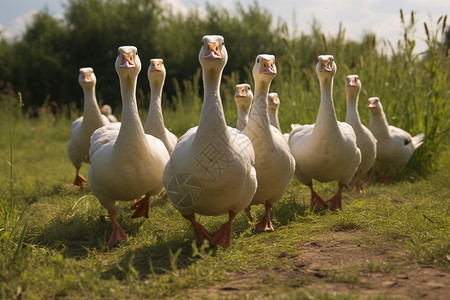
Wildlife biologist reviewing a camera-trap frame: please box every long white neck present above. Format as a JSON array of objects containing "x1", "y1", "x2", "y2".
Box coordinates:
[
  {"x1": 116, "y1": 74, "x2": 147, "y2": 147},
  {"x1": 195, "y1": 66, "x2": 228, "y2": 143},
  {"x1": 313, "y1": 76, "x2": 339, "y2": 137},
  {"x1": 144, "y1": 77, "x2": 167, "y2": 143},
  {"x1": 246, "y1": 79, "x2": 273, "y2": 140},
  {"x1": 269, "y1": 107, "x2": 281, "y2": 131},
  {"x1": 345, "y1": 89, "x2": 362, "y2": 130},
  {"x1": 369, "y1": 109, "x2": 391, "y2": 139},
  {"x1": 236, "y1": 103, "x2": 250, "y2": 131},
  {"x1": 82, "y1": 85, "x2": 105, "y2": 127}
]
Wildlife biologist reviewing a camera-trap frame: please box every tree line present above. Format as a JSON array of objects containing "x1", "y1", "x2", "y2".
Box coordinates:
[{"x1": 0, "y1": 0, "x2": 448, "y2": 114}]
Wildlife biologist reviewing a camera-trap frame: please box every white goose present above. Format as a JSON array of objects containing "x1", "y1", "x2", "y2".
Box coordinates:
[
  {"x1": 345, "y1": 75, "x2": 377, "y2": 193},
  {"x1": 242, "y1": 54, "x2": 295, "y2": 231},
  {"x1": 163, "y1": 35, "x2": 257, "y2": 248},
  {"x1": 234, "y1": 83, "x2": 253, "y2": 131},
  {"x1": 88, "y1": 46, "x2": 170, "y2": 244},
  {"x1": 367, "y1": 97, "x2": 424, "y2": 182},
  {"x1": 144, "y1": 58, "x2": 178, "y2": 155},
  {"x1": 289, "y1": 55, "x2": 361, "y2": 211},
  {"x1": 101, "y1": 105, "x2": 119, "y2": 123},
  {"x1": 67, "y1": 67, "x2": 110, "y2": 187}
]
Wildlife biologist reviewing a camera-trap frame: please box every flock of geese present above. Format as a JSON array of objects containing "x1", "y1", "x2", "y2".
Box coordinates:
[{"x1": 67, "y1": 35, "x2": 425, "y2": 248}]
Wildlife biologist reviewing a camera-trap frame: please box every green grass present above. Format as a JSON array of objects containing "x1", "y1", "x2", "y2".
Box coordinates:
[{"x1": 0, "y1": 98, "x2": 449, "y2": 298}]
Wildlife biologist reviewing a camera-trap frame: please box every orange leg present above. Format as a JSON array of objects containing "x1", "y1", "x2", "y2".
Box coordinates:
[
  {"x1": 349, "y1": 169, "x2": 365, "y2": 193},
  {"x1": 183, "y1": 213, "x2": 211, "y2": 246},
  {"x1": 211, "y1": 211, "x2": 237, "y2": 248},
  {"x1": 130, "y1": 194, "x2": 150, "y2": 218},
  {"x1": 255, "y1": 202, "x2": 274, "y2": 232},
  {"x1": 108, "y1": 208, "x2": 127, "y2": 244},
  {"x1": 327, "y1": 183, "x2": 345, "y2": 211},
  {"x1": 308, "y1": 182, "x2": 327, "y2": 210},
  {"x1": 73, "y1": 168, "x2": 87, "y2": 187},
  {"x1": 244, "y1": 206, "x2": 253, "y2": 220}
]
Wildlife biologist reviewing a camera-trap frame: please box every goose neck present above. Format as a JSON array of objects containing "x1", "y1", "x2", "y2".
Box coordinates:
[
  {"x1": 247, "y1": 79, "x2": 271, "y2": 132},
  {"x1": 345, "y1": 94, "x2": 362, "y2": 128},
  {"x1": 144, "y1": 80, "x2": 165, "y2": 136},
  {"x1": 196, "y1": 67, "x2": 228, "y2": 141},
  {"x1": 82, "y1": 86, "x2": 103, "y2": 120},
  {"x1": 315, "y1": 77, "x2": 339, "y2": 132}
]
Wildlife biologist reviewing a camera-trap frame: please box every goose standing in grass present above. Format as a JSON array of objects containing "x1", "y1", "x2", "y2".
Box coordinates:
[
  {"x1": 88, "y1": 46, "x2": 170, "y2": 244},
  {"x1": 242, "y1": 54, "x2": 295, "y2": 231},
  {"x1": 344, "y1": 75, "x2": 377, "y2": 193},
  {"x1": 234, "y1": 83, "x2": 253, "y2": 131},
  {"x1": 67, "y1": 67, "x2": 110, "y2": 187},
  {"x1": 163, "y1": 35, "x2": 257, "y2": 248},
  {"x1": 289, "y1": 55, "x2": 361, "y2": 211},
  {"x1": 144, "y1": 58, "x2": 178, "y2": 155},
  {"x1": 367, "y1": 97, "x2": 425, "y2": 183},
  {"x1": 101, "y1": 105, "x2": 118, "y2": 123}
]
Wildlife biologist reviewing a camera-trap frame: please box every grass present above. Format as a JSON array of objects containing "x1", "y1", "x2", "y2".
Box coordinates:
[{"x1": 0, "y1": 100, "x2": 448, "y2": 298}]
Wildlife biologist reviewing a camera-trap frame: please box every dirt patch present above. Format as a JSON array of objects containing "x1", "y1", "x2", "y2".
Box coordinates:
[{"x1": 188, "y1": 231, "x2": 449, "y2": 299}]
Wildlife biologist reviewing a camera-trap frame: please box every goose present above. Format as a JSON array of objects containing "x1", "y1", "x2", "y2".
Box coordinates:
[
  {"x1": 88, "y1": 46, "x2": 170, "y2": 244},
  {"x1": 289, "y1": 55, "x2": 361, "y2": 211},
  {"x1": 242, "y1": 54, "x2": 295, "y2": 231},
  {"x1": 344, "y1": 75, "x2": 377, "y2": 193},
  {"x1": 144, "y1": 58, "x2": 178, "y2": 155},
  {"x1": 234, "y1": 83, "x2": 253, "y2": 131},
  {"x1": 101, "y1": 105, "x2": 119, "y2": 122},
  {"x1": 268, "y1": 92, "x2": 290, "y2": 143},
  {"x1": 163, "y1": 35, "x2": 257, "y2": 248},
  {"x1": 67, "y1": 67, "x2": 110, "y2": 187},
  {"x1": 367, "y1": 97, "x2": 424, "y2": 182}
]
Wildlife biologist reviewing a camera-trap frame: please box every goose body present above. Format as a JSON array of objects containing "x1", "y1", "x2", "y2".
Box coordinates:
[
  {"x1": 345, "y1": 75, "x2": 377, "y2": 193},
  {"x1": 289, "y1": 55, "x2": 361, "y2": 210},
  {"x1": 242, "y1": 55, "x2": 295, "y2": 231},
  {"x1": 368, "y1": 97, "x2": 424, "y2": 175},
  {"x1": 234, "y1": 83, "x2": 253, "y2": 131},
  {"x1": 163, "y1": 35, "x2": 257, "y2": 248},
  {"x1": 144, "y1": 58, "x2": 178, "y2": 155},
  {"x1": 88, "y1": 46, "x2": 170, "y2": 244},
  {"x1": 67, "y1": 67, "x2": 110, "y2": 187},
  {"x1": 101, "y1": 105, "x2": 119, "y2": 122}
]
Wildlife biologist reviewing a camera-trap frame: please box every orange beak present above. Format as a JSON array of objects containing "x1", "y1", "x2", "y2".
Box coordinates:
[
  {"x1": 150, "y1": 61, "x2": 162, "y2": 72},
  {"x1": 81, "y1": 72, "x2": 92, "y2": 82},
  {"x1": 368, "y1": 100, "x2": 377, "y2": 108},
  {"x1": 347, "y1": 78, "x2": 357, "y2": 87},
  {"x1": 120, "y1": 52, "x2": 136, "y2": 69},
  {"x1": 204, "y1": 42, "x2": 222, "y2": 60},
  {"x1": 260, "y1": 59, "x2": 276, "y2": 75},
  {"x1": 235, "y1": 87, "x2": 247, "y2": 98},
  {"x1": 319, "y1": 59, "x2": 332, "y2": 72}
]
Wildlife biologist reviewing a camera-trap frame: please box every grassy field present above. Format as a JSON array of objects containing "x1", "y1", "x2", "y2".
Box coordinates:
[{"x1": 0, "y1": 86, "x2": 449, "y2": 299}]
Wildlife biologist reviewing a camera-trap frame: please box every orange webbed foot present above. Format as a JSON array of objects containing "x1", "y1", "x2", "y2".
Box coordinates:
[
  {"x1": 255, "y1": 203, "x2": 274, "y2": 232},
  {"x1": 211, "y1": 211, "x2": 237, "y2": 248},
  {"x1": 130, "y1": 194, "x2": 150, "y2": 218},
  {"x1": 73, "y1": 173, "x2": 87, "y2": 187}
]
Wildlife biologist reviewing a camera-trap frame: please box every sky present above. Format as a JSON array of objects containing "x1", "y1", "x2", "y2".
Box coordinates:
[{"x1": 0, "y1": 0, "x2": 449, "y2": 53}]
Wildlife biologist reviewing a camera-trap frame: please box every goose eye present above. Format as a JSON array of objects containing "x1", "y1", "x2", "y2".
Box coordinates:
[{"x1": 257, "y1": 58, "x2": 260, "y2": 63}]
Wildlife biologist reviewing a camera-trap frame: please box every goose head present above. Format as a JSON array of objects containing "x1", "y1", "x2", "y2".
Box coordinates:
[
  {"x1": 368, "y1": 97, "x2": 383, "y2": 116},
  {"x1": 147, "y1": 58, "x2": 166, "y2": 88},
  {"x1": 78, "y1": 67, "x2": 96, "y2": 88},
  {"x1": 268, "y1": 92, "x2": 280, "y2": 112},
  {"x1": 115, "y1": 46, "x2": 141, "y2": 79},
  {"x1": 234, "y1": 83, "x2": 253, "y2": 109},
  {"x1": 315, "y1": 55, "x2": 336, "y2": 82},
  {"x1": 345, "y1": 74, "x2": 361, "y2": 100},
  {"x1": 101, "y1": 104, "x2": 112, "y2": 115},
  {"x1": 199, "y1": 35, "x2": 228, "y2": 71},
  {"x1": 253, "y1": 54, "x2": 277, "y2": 83}
]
